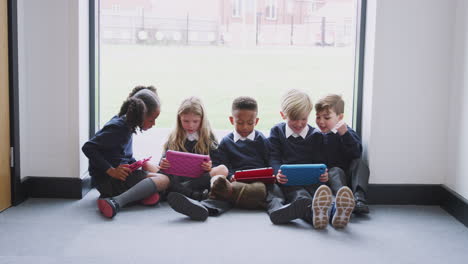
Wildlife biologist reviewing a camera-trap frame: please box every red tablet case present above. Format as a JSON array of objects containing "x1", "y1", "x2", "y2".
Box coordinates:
[
  {"x1": 233, "y1": 167, "x2": 275, "y2": 184},
  {"x1": 162, "y1": 150, "x2": 210, "y2": 178}
]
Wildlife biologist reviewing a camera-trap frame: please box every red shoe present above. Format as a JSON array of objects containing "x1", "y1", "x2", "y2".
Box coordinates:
[
  {"x1": 97, "y1": 198, "x2": 120, "y2": 218},
  {"x1": 140, "y1": 192, "x2": 160, "y2": 206}
]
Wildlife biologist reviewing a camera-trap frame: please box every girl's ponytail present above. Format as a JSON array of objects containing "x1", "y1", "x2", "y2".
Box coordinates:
[{"x1": 119, "y1": 85, "x2": 160, "y2": 133}]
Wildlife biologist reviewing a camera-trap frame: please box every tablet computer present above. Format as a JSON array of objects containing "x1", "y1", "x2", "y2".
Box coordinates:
[
  {"x1": 128, "y1": 156, "x2": 152, "y2": 172},
  {"x1": 233, "y1": 167, "x2": 275, "y2": 184},
  {"x1": 162, "y1": 150, "x2": 210, "y2": 178},
  {"x1": 280, "y1": 164, "x2": 327, "y2": 186}
]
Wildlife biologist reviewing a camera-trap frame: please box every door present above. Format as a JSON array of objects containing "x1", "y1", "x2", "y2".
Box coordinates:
[{"x1": 0, "y1": 0, "x2": 11, "y2": 211}]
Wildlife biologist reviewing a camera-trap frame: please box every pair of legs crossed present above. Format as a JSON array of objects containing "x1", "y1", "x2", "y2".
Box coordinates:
[{"x1": 328, "y1": 159, "x2": 370, "y2": 214}]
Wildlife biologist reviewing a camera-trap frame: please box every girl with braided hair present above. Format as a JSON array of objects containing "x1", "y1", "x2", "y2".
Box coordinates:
[{"x1": 82, "y1": 85, "x2": 170, "y2": 219}]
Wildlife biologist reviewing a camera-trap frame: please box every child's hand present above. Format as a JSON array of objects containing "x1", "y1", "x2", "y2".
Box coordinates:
[
  {"x1": 201, "y1": 160, "x2": 212, "y2": 172},
  {"x1": 159, "y1": 158, "x2": 170, "y2": 170},
  {"x1": 276, "y1": 170, "x2": 288, "y2": 184},
  {"x1": 143, "y1": 161, "x2": 160, "y2": 173},
  {"x1": 107, "y1": 165, "x2": 131, "y2": 181},
  {"x1": 335, "y1": 121, "x2": 348, "y2": 136},
  {"x1": 319, "y1": 169, "x2": 329, "y2": 183}
]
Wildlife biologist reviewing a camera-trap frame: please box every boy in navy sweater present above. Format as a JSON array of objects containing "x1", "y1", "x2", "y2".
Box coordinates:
[
  {"x1": 167, "y1": 96, "x2": 284, "y2": 220},
  {"x1": 315, "y1": 94, "x2": 370, "y2": 214},
  {"x1": 269, "y1": 89, "x2": 355, "y2": 229}
]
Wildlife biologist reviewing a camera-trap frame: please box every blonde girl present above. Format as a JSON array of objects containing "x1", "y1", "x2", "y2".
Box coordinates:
[{"x1": 160, "y1": 97, "x2": 228, "y2": 200}]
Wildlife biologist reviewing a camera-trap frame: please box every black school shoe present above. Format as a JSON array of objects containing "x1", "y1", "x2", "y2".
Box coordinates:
[
  {"x1": 167, "y1": 192, "x2": 209, "y2": 221},
  {"x1": 97, "y1": 198, "x2": 120, "y2": 219},
  {"x1": 190, "y1": 189, "x2": 209, "y2": 201},
  {"x1": 354, "y1": 200, "x2": 370, "y2": 214},
  {"x1": 269, "y1": 198, "x2": 312, "y2": 225},
  {"x1": 353, "y1": 190, "x2": 370, "y2": 214}
]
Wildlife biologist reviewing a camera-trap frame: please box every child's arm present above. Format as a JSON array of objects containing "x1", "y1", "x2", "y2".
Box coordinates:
[
  {"x1": 260, "y1": 134, "x2": 272, "y2": 168},
  {"x1": 81, "y1": 124, "x2": 128, "y2": 175},
  {"x1": 201, "y1": 160, "x2": 212, "y2": 172},
  {"x1": 338, "y1": 126, "x2": 362, "y2": 160},
  {"x1": 106, "y1": 165, "x2": 132, "y2": 181},
  {"x1": 158, "y1": 148, "x2": 171, "y2": 170},
  {"x1": 159, "y1": 158, "x2": 171, "y2": 170},
  {"x1": 213, "y1": 140, "x2": 234, "y2": 178},
  {"x1": 268, "y1": 126, "x2": 283, "y2": 175},
  {"x1": 319, "y1": 169, "x2": 329, "y2": 183},
  {"x1": 276, "y1": 169, "x2": 288, "y2": 184}
]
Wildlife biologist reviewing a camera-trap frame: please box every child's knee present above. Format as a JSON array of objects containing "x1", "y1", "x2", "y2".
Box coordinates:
[
  {"x1": 210, "y1": 165, "x2": 228, "y2": 177},
  {"x1": 150, "y1": 174, "x2": 170, "y2": 190}
]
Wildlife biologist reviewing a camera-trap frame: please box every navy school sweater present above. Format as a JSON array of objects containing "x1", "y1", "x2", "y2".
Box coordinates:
[
  {"x1": 320, "y1": 126, "x2": 362, "y2": 171},
  {"x1": 268, "y1": 122, "x2": 323, "y2": 174},
  {"x1": 216, "y1": 130, "x2": 271, "y2": 179},
  {"x1": 82, "y1": 115, "x2": 136, "y2": 181}
]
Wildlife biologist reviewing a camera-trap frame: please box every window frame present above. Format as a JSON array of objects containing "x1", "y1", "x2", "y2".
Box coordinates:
[
  {"x1": 232, "y1": 0, "x2": 242, "y2": 18},
  {"x1": 265, "y1": 0, "x2": 278, "y2": 20}
]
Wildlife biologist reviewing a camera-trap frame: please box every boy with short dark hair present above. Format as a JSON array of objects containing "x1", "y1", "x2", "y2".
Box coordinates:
[
  {"x1": 315, "y1": 94, "x2": 370, "y2": 214},
  {"x1": 269, "y1": 89, "x2": 355, "y2": 229}
]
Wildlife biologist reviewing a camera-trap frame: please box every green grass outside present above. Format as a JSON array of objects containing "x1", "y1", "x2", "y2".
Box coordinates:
[{"x1": 100, "y1": 45, "x2": 356, "y2": 131}]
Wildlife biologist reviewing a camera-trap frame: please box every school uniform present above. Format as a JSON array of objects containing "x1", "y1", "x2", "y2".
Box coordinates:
[
  {"x1": 82, "y1": 115, "x2": 147, "y2": 198},
  {"x1": 202, "y1": 130, "x2": 282, "y2": 216},
  {"x1": 268, "y1": 122, "x2": 324, "y2": 221},
  {"x1": 161, "y1": 133, "x2": 219, "y2": 198},
  {"x1": 320, "y1": 127, "x2": 369, "y2": 199}
]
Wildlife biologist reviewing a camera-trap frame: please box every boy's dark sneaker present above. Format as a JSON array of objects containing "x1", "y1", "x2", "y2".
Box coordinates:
[
  {"x1": 97, "y1": 198, "x2": 120, "y2": 219},
  {"x1": 269, "y1": 198, "x2": 311, "y2": 225},
  {"x1": 167, "y1": 192, "x2": 209, "y2": 221},
  {"x1": 354, "y1": 200, "x2": 369, "y2": 214},
  {"x1": 331, "y1": 186, "x2": 355, "y2": 228},
  {"x1": 140, "y1": 192, "x2": 160, "y2": 206},
  {"x1": 312, "y1": 185, "x2": 333, "y2": 229}
]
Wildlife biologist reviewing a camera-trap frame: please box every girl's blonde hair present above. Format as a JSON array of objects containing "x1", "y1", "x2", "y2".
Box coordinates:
[{"x1": 164, "y1": 97, "x2": 218, "y2": 155}]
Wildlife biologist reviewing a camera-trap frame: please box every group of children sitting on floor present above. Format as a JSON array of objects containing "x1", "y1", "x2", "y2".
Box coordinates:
[{"x1": 82, "y1": 86, "x2": 370, "y2": 229}]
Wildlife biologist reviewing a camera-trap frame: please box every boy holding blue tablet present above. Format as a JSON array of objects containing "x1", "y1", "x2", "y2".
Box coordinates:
[
  {"x1": 315, "y1": 94, "x2": 370, "y2": 214},
  {"x1": 269, "y1": 89, "x2": 355, "y2": 229}
]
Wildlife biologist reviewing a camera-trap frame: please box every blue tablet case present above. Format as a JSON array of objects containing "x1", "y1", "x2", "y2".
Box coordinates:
[{"x1": 280, "y1": 164, "x2": 327, "y2": 186}]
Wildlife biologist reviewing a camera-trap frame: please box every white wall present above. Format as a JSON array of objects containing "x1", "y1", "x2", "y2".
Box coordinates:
[
  {"x1": 17, "y1": 0, "x2": 89, "y2": 179},
  {"x1": 362, "y1": 0, "x2": 454, "y2": 184},
  {"x1": 447, "y1": 0, "x2": 468, "y2": 199}
]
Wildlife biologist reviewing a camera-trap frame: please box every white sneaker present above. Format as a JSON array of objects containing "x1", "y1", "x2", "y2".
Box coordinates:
[
  {"x1": 331, "y1": 186, "x2": 355, "y2": 228},
  {"x1": 312, "y1": 185, "x2": 333, "y2": 229}
]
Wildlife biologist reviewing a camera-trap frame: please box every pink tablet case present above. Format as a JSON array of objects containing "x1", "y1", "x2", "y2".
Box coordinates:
[
  {"x1": 162, "y1": 150, "x2": 210, "y2": 178},
  {"x1": 128, "y1": 156, "x2": 152, "y2": 172}
]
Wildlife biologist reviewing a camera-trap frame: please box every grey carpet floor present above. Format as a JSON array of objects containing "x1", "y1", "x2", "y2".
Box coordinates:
[{"x1": 1, "y1": 189, "x2": 467, "y2": 264}]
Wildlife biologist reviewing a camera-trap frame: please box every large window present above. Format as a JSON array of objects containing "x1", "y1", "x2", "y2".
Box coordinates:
[{"x1": 97, "y1": 0, "x2": 364, "y2": 158}]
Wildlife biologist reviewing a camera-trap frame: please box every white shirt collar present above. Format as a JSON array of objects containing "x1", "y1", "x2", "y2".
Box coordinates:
[
  {"x1": 285, "y1": 124, "x2": 309, "y2": 139},
  {"x1": 233, "y1": 130, "x2": 256, "y2": 142},
  {"x1": 186, "y1": 132, "x2": 199, "y2": 141}
]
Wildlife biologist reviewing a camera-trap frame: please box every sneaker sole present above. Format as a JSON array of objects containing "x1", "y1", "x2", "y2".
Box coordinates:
[
  {"x1": 167, "y1": 192, "x2": 208, "y2": 221},
  {"x1": 97, "y1": 199, "x2": 115, "y2": 218},
  {"x1": 141, "y1": 192, "x2": 160, "y2": 206},
  {"x1": 312, "y1": 185, "x2": 333, "y2": 229},
  {"x1": 332, "y1": 187, "x2": 355, "y2": 228},
  {"x1": 270, "y1": 198, "x2": 311, "y2": 224}
]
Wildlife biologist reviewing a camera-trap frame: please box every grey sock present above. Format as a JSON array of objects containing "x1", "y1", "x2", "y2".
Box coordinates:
[{"x1": 114, "y1": 178, "x2": 157, "y2": 207}]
